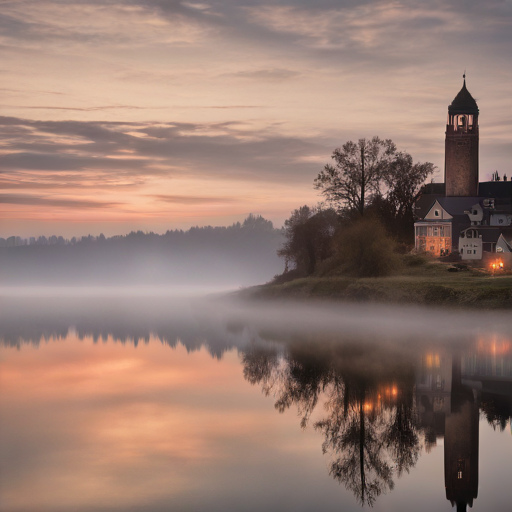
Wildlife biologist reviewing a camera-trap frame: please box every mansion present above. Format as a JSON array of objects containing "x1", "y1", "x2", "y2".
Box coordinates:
[{"x1": 414, "y1": 78, "x2": 512, "y2": 261}]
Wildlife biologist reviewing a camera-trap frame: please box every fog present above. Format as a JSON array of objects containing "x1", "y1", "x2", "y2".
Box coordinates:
[
  {"x1": 0, "y1": 215, "x2": 284, "y2": 287},
  {"x1": 2, "y1": 292, "x2": 512, "y2": 353}
]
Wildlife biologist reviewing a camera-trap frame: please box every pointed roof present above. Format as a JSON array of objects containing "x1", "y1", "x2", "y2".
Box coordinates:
[{"x1": 449, "y1": 77, "x2": 479, "y2": 114}]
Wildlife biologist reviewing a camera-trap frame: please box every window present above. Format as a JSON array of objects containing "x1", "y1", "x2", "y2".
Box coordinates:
[
  {"x1": 434, "y1": 210, "x2": 440, "y2": 217},
  {"x1": 473, "y1": 210, "x2": 478, "y2": 215},
  {"x1": 457, "y1": 459, "x2": 465, "y2": 480}
]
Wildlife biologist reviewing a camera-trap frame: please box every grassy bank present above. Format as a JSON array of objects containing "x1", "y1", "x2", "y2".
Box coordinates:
[{"x1": 241, "y1": 262, "x2": 512, "y2": 309}]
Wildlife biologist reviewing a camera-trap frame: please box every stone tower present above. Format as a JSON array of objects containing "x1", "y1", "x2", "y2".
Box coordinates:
[{"x1": 445, "y1": 77, "x2": 479, "y2": 197}]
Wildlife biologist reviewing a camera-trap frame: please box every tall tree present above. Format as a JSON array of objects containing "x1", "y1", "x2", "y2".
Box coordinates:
[
  {"x1": 381, "y1": 152, "x2": 436, "y2": 238},
  {"x1": 314, "y1": 137, "x2": 397, "y2": 216}
]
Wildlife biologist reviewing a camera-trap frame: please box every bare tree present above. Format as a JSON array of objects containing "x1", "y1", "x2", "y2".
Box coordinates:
[{"x1": 314, "y1": 137, "x2": 397, "y2": 216}]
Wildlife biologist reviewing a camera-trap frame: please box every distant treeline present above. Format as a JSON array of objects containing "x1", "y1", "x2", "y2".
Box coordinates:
[{"x1": 0, "y1": 214, "x2": 284, "y2": 286}]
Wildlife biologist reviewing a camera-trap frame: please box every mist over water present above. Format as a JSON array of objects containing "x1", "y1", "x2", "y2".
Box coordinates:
[{"x1": 1, "y1": 293, "x2": 512, "y2": 512}]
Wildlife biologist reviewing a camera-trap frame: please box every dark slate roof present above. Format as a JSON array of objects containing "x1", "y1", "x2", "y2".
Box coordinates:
[
  {"x1": 462, "y1": 227, "x2": 512, "y2": 244},
  {"x1": 420, "y1": 183, "x2": 446, "y2": 195},
  {"x1": 448, "y1": 79, "x2": 479, "y2": 114},
  {"x1": 436, "y1": 197, "x2": 482, "y2": 216},
  {"x1": 475, "y1": 228, "x2": 503, "y2": 244},
  {"x1": 414, "y1": 193, "x2": 444, "y2": 220},
  {"x1": 478, "y1": 181, "x2": 512, "y2": 200}
]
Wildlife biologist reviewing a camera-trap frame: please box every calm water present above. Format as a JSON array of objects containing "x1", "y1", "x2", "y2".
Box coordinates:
[{"x1": 1, "y1": 294, "x2": 512, "y2": 512}]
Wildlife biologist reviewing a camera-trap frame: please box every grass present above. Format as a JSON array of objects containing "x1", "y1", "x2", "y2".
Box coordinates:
[{"x1": 241, "y1": 260, "x2": 512, "y2": 309}]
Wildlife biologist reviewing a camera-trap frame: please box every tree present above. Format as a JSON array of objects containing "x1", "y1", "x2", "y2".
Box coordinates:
[
  {"x1": 242, "y1": 213, "x2": 274, "y2": 232},
  {"x1": 315, "y1": 138, "x2": 435, "y2": 228},
  {"x1": 278, "y1": 206, "x2": 338, "y2": 275},
  {"x1": 315, "y1": 137, "x2": 397, "y2": 216},
  {"x1": 380, "y1": 152, "x2": 436, "y2": 240}
]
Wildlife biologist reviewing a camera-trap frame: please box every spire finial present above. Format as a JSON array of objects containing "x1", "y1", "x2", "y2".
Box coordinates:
[{"x1": 463, "y1": 70, "x2": 466, "y2": 85}]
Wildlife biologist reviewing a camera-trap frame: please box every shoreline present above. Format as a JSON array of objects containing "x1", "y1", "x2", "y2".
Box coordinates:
[{"x1": 238, "y1": 270, "x2": 512, "y2": 309}]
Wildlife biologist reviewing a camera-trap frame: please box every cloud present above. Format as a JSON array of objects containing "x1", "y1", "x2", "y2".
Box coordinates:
[
  {"x1": 224, "y1": 68, "x2": 301, "y2": 81},
  {"x1": 149, "y1": 194, "x2": 239, "y2": 204},
  {"x1": 0, "y1": 194, "x2": 122, "y2": 209},
  {"x1": 0, "y1": 116, "x2": 330, "y2": 184}
]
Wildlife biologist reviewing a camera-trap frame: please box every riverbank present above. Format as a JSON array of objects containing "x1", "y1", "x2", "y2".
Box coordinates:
[{"x1": 240, "y1": 262, "x2": 512, "y2": 309}]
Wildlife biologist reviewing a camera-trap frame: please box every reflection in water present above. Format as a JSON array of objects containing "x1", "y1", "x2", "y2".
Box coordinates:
[
  {"x1": 1, "y1": 296, "x2": 512, "y2": 511},
  {"x1": 241, "y1": 334, "x2": 512, "y2": 510},
  {"x1": 242, "y1": 342, "x2": 417, "y2": 506}
]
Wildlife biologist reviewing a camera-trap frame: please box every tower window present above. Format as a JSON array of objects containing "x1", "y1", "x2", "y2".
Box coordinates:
[{"x1": 457, "y1": 459, "x2": 465, "y2": 479}]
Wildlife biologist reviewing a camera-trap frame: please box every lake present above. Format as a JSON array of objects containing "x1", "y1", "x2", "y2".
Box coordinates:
[{"x1": 1, "y1": 292, "x2": 511, "y2": 512}]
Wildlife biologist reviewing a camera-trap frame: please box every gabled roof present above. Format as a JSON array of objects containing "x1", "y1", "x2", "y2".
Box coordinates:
[
  {"x1": 414, "y1": 193, "x2": 445, "y2": 220},
  {"x1": 498, "y1": 228, "x2": 512, "y2": 245},
  {"x1": 425, "y1": 200, "x2": 452, "y2": 220},
  {"x1": 436, "y1": 197, "x2": 482, "y2": 216},
  {"x1": 449, "y1": 79, "x2": 479, "y2": 115}
]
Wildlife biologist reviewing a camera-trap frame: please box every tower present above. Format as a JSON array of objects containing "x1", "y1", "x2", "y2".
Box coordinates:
[{"x1": 444, "y1": 76, "x2": 479, "y2": 197}]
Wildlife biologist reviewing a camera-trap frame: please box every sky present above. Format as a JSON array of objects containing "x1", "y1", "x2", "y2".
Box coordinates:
[{"x1": 1, "y1": 0, "x2": 512, "y2": 237}]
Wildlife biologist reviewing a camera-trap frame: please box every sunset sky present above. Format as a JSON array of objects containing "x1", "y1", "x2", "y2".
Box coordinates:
[{"x1": 1, "y1": 0, "x2": 512, "y2": 237}]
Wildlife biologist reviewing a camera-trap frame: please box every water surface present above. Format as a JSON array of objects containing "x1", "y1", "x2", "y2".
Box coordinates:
[{"x1": 1, "y1": 295, "x2": 511, "y2": 512}]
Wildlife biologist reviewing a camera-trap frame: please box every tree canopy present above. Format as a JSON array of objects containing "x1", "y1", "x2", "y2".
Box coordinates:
[{"x1": 314, "y1": 137, "x2": 435, "y2": 222}]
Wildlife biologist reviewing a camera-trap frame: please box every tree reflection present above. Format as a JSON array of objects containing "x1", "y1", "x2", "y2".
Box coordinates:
[
  {"x1": 242, "y1": 340, "x2": 420, "y2": 506},
  {"x1": 317, "y1": 387, "x2": 394, "y2": 506}
]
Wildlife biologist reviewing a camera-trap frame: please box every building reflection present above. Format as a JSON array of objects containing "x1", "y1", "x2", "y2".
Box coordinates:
[{"x1": 415, "y1": 336, "x2": 512, "y2": 511}]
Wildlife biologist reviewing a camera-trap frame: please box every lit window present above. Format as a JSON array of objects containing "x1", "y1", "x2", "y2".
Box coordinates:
[{"x1": 458, "y1": 471, "x2": 463, "y2": 479}]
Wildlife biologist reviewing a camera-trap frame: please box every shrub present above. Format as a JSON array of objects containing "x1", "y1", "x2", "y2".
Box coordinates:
[
  {"x1": 403, "y1": 253, "x2": 429, "y2": 267},
  {"x1": 333, "y1": 217, "x2": 400, "y2": 277}
]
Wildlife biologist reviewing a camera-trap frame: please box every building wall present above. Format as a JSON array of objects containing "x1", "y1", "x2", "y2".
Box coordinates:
[
  {"x1": 445, "y1": 135, "x2": 479, "y2": 197},
  {"x1": 459, "y1": 229, "x2": 483, "y2": 260},
  {"x1": 415, "y1": 223, "x2": 452, "y2": 255}
]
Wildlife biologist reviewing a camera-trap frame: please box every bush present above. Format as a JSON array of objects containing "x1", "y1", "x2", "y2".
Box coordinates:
[
  {"x1": 333, "y1": 217, "x2": 400, "y2": 277},
  {"x1": 403, "y1": 253, "x2": 429, "y2": 267}
]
